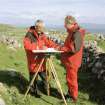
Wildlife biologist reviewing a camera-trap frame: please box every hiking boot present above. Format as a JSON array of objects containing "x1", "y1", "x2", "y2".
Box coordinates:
[
  {"x1": 34, "y1": 89, "x2": 41, "y2": 98},
  {"x1": 34, "y1": 83, "x2": 41, "y2": 98},
  {"x1": 65, "y1": 93, "x2": 72, "y2": 102},
  {"x1": 30, "y1": 85, "x2": 35, "y2": 94},
  {"x1": 65, "y1": 93, "x2": 77, "y2": 103}
]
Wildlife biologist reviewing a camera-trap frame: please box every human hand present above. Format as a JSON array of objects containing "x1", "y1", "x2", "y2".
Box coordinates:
[
  {"x1": 60, "y1": 46, "x2": 69, "y2": 52},
  {"x1": 55, "y1": 46, "x2": 61, "y2": 51},
  {"x1": 43, "y1": 46, "x2": 48, "y2": 50}
]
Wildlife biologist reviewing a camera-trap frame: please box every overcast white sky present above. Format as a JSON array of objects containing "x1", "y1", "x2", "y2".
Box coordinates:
[{"x1": 0, "y1": 0, "x2": 105, "y2": 26}]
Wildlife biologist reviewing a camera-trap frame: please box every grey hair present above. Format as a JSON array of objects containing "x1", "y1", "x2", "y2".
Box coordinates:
[{"x1": 35, "y1": 20, "x2": 44, "y2": 26}]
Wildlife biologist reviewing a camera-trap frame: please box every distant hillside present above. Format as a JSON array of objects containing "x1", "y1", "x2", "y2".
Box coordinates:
[
  {"x1": 0, "y1": 24, "x2": 16, "y2": 32},
  {"x1": 1, "y1": 23, "x2": 105, "y2": 34},
  {"x1": 0, "y1": 24, "x2": 26, "y2": 37}
]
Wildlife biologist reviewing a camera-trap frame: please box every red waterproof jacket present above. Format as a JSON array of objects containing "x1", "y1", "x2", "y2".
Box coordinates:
[
  {"x1": 61, "y1": 28, "x2": 85, "y2": 68},
  {"x1": 23, "y1": 26, "x2": 57, "y2": 73}
]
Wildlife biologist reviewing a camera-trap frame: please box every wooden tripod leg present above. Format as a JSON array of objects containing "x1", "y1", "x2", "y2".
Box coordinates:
[
  {"x1": 48, "y1": 58, "x2": 67, "y2": 105},
  {"x1": 46, "y1": 58, "x2": 50, "y2": 96},
  {"x1": 24, "y1": 58, "x2": 45, "y2": 99}
]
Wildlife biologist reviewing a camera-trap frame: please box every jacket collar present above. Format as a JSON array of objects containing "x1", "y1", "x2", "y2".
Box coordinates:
[{"x1": 28, "y1": 26, "x2": 44, "y2": 40}]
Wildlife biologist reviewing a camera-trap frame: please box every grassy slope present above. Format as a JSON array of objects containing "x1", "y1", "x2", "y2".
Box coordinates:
[
  {"x1": 0, "y1": 24, "x2": 105, "y2": 105},
  {"x1": 0, "y1": 44, "x2": 99, "y2": 105}
]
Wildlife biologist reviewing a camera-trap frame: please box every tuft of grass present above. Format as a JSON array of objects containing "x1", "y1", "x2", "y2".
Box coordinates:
[
  {"x1": 84, "y1": 34, "x2": 97, "y2": 41},
  {"x1": 97, "y1": 40, "x2": 105, "y2": 51}
]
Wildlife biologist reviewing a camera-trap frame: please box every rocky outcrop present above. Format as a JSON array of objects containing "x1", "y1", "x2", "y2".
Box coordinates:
[
  {"x1": 81, "y1": 40, "x2": 105, "y2": 81},
  {"x1": 0, "y1": 98, "x2": 5, "y2": 105},
  {"x1": 0, "y1": 35, "x2": 21, "y2": 49}
]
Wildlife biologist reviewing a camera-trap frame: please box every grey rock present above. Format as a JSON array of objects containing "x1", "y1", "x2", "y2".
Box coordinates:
[{"x1": 0, "y1": 98, "x2": 5, "y2": 105}]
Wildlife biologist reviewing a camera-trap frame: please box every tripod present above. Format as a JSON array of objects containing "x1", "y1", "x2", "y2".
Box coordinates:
[{"x1": 24, "y1": 53, "x2": 67, "y2": 105}]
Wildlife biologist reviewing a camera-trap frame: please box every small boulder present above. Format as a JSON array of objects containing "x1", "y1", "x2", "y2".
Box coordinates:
[{"x1": 0, "y1": 98, "x2": 5, "y2": 105}]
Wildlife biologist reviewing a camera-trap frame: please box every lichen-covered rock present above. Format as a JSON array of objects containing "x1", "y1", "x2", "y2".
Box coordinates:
[
  {"x1": 0, "y1": 82, "x2": 7, "y2": 93},
  {"x1": 0, "y1": 98, "x2": 5, "y2": 105},
  {"x1": 0, "y1": 35, "x2": 21, "y2": 49},
  {"x1": 81, "y1": 40, "x2": 105, "y2": 81}
]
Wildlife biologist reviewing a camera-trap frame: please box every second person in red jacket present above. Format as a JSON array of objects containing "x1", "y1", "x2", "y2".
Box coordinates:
[{"x1": 61, "y1": 16, "x2": 85, "y2": 102}]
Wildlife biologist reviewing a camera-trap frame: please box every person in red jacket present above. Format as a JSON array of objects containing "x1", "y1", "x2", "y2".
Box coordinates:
[
  {"x1": 61, "y1": 16, "x2": 85, "y2": 102},
  {"x1": 23, "y1": 20, "x2": 57, "y2": 97}
]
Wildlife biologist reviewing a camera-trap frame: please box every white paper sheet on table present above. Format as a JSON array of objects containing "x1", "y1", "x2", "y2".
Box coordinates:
[{"x1": 32, "y1": 48, "x2": 63, "y2": 53}]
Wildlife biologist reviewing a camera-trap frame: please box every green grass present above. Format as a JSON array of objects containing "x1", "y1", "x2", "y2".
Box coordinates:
[
  {"x1": 0, "y1": 43, "x2": 103, "y2": 105},
  {"x1": 84, "y1": 34, "x2": 97, "y2": 41},
  {"x1": 0, "y1": 24, "x2": 15, "y2": 32},
  {"x1": 0, "y1": 44, "x2": 28, "y2": 77},
  {"x1": 0, "y1": 24, "x2": 26, "y2": 41},
  {"x1": 97, "y1": 40, "x2": 105, "y2": 51}
]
